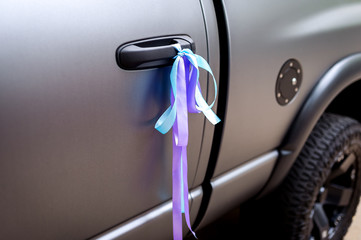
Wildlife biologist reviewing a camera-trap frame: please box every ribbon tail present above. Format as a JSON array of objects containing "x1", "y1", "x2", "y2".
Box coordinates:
[
  {"x1": 155, "y1": 104, "x2": 177, "y2": 134},
  {"x1": 172, "y1": 140, "x2": 183, "y2": 240},
  {"x1": 155, "y1": 57, "x2": 180, "y2": 134},
  {"x1": 172, "y1": 143, "x2": 197, "y2": 240},
  {"x1": 181, "y1": 146, "x2": 197, "y2": 238},
  {"x1": 195, "y1": 86, "x2": 221, "y2": 125},
  {"x1": 174, "y1": 57, "x2": 188, "y2": 146}
]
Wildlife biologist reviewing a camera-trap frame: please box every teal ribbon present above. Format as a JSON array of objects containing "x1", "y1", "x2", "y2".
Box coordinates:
[
  {"x1": 155, "y1": 44, "x2": 220, "y2": 135},
  {"x1": 154, "y1": 44, "x2": 220, "y2": 240}
]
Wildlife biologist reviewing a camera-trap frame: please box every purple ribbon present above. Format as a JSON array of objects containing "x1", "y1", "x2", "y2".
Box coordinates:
[{"x1": 155, "y1": 44, "x2": 220, "y2": 240}]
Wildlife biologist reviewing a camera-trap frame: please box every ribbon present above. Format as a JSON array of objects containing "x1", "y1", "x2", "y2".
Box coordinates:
[{"x1": 155, "y1": 44, "x2": 220, "y2": 240}]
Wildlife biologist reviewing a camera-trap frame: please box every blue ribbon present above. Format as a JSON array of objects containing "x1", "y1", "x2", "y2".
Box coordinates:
[
  {"x1": 155, "y1": 44, "x2": 220, "y2": 240},
  {"x1": 155, "y1": 44, "x2": 220, "y2": 134}
]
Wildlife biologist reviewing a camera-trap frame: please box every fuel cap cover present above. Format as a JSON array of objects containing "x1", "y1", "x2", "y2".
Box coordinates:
[{"x1": 276, "y1": 59, "x2": 302, "y2": 106}]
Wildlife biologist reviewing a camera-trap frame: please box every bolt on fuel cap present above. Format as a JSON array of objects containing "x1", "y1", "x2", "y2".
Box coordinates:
[{"x1": 276, "y1": 59, "x2": 302, "y2": 106}]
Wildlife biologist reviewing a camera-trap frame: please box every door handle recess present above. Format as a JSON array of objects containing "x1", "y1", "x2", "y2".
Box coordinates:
[{"x1": 116, "y1": 35, "x2": 195, "y2": 70}]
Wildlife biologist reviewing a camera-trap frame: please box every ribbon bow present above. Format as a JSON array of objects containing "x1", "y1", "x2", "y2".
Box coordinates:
[{"x1": 155, "y1": 44, "x2": 220, "y2": 240}]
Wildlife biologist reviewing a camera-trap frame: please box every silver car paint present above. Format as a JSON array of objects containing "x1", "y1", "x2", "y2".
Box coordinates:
[
  {"x1": 2, "y1": 0, "x2": 361, "y2": 239},
  {"x1": 93, "y1": 187, "x2": 203, "y2": 240},
  {"x1": 92, "y1": 150, "x2": 276, "y2": 239},
  {"x1": 0, "y1": 0, "x2": 208, "y2": 239},
  {"x1": 199, "y1": 151, "x2": 278, "y2": 228},
  {"x1": 214, "y1": 0, "x2": 361, "y2": 177},
  {"x1": 262, "y1": 52, "x2": 361, "y2": 196}
]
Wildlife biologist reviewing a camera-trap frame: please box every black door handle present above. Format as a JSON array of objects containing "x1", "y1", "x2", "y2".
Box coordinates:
[{"x1": 116, "y1": 35, "x2": 195, "y2": 70}]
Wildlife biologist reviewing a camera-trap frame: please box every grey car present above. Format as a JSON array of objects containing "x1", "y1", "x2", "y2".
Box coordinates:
[{"x1": 2, "y1": 1, "x2": 361, "y2": 239}]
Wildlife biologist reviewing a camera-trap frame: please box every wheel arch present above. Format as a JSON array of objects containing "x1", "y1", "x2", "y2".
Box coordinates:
[{"x1": 260, "y1": 52, "x2": 361, "y2": 196}]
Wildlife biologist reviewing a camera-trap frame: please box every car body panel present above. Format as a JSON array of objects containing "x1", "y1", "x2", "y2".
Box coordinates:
[
  {"x1": 190, "y1": 0, "x2": 220, "y2": 188},
  {"x1": 0, "y1": 1, "x2": 209, "y2": 239},
  {"x1": 214, "y1": 0, "x2": 361, "y2": 177},
  {"x1": 2, "y1": 0, "x2": 361, "y2": 239},
  {"x1": 198, "y1": 151, "x2": 278, "y2": 228},
  {"x1": 93, "y1": 187, "x2": 203, "y2": 240},
  {"x1": 261, "y1": 52, "x2": 361, "y2": 196}
]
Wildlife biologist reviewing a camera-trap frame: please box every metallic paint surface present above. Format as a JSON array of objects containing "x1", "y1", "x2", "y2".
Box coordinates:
[
  {"x1": 93, "y1": 187, "x2": 203, "y2": 240},
  {"x1": 215, "y1": 0, "x2": 361, "y2": 177},
  {"x1": 0, "y1": 1, "x2": 208, "y2": 239},
  {"x1": 199, "y1": 151, "x2": 278, "y2": 228},
  {"x1": 2, "y1": 0, "x2": 361, "y2": 239},
  {"x1": 261, "y1": 53, "x2": 361, "y2": 196},
  {"x1": 192, "y1": 0, "x2": 221, "y2": 188}
]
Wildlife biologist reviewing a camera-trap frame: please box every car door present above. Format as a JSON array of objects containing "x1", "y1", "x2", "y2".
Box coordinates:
[{"x1": 0, "y1": 1, "x2": 209, "y2": 239}]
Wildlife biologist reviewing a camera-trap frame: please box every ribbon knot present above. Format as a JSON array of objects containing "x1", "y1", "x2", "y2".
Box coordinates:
[
  {"x1": 155, "y1": 44, "x2": 220, "y2": 240},
  {"x1": 176, "y1": 51, "x2": 185, "y2": 58}
]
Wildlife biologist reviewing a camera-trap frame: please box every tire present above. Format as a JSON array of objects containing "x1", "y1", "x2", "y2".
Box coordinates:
[{"x1": 279, "y1": 113, "x2": 361, "y2": 240}]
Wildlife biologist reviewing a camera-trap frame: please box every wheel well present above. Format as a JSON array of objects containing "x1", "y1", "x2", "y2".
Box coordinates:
[
  {"x1": 326, "y1": 79, "x2": 361, "y2": 123},
  {"x1": 259, "y1": 53, "x2": 361, "y2": 197}
]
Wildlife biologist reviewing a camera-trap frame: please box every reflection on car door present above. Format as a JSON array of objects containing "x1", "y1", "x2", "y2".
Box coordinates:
[{"x1": 0, "y1": 1, "x2": 208, "y2": 239}]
